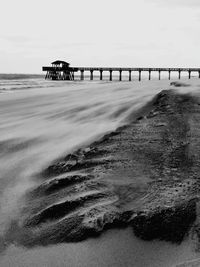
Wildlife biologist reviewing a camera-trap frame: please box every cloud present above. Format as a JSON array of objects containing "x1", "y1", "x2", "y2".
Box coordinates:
[
  {"x1": 1, "y1": 35, "x2": 30, "y2": 43},
  {"x1": 150, "y1": 0, "x2": 200, "y2": 8}
]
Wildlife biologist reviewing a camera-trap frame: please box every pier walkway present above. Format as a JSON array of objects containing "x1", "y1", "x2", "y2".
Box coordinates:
[{"x1": 43, "y1": 61, "x2": 200, "y2": 81}]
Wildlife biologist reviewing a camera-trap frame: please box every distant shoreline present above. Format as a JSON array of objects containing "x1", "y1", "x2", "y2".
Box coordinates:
[{"x1": 0, "y1": 73, "x2": 44, "y2": 80}]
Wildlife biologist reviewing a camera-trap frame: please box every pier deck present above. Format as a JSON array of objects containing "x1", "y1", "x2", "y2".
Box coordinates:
[{"x1": 43, "y1": 61, "x2": 200, "y2": 81}]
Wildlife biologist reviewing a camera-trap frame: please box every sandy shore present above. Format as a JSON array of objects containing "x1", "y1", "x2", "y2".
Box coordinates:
[
  {"x1": 3, "y1": 82, "x2": 198, "y2": 246},
  {"x1": 1, "y1": 81, "x2": 200, "y2": 266},
  {"x1": 0, "y1": 227, "x2": 197, "y2": 267}
]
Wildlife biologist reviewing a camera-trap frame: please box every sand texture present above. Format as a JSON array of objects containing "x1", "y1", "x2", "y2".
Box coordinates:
[{"x1": 6, "y1": 88, "x2": 200, "y2": 248}]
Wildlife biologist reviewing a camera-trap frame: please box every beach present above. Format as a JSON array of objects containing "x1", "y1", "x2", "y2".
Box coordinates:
[{"x1": 0, "y1": 77, "x2": 200, "y2": 266}]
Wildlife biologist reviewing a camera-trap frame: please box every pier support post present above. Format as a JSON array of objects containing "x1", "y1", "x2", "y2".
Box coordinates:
[
  {"x1": 149, "y1": 70, "x2": 151, "y2": 81},
  {"x1": 109, "y1": 70, "x2": 113, "y2": 81},
  {"x1": 178, "y1": 70, "x2": 181, "y2": 80},
  {"x1": 199, "y1": 71, "x2": 200, "y2": 79},
  {"x1": 168, "y1": 70, "x2": 171, "y2": 80},
  {"x1": 90, "y1": 70, "x2": 94, "y2": 80},
  {"x1": 189, "y1": 70, "x2": 191, "y2": 79},
  {"x1": 119, "y1": 70, "x2": 122, "y2": 81},
  {"x1": 80, "y1": 70, "x2": 84, "y2": 80},
  {"x1": 100, "y1": 70, "x2": 103, "y2": 80},
  {"x1": 129, "y1": 70, "x2": 132, "y2": 81},
  {"x1": 139, "y1": 70, "x2": 141, "y2": 81},
  {"x1": 158, "y1": 70, "x2": 161, "y2": 80}
]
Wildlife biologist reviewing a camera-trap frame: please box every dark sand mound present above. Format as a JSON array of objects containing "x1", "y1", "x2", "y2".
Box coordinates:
[
  {"x1": 6, "y1": 89, "x2": 200, "y2": 248},
  {"x1": 170, "y1": 81, "x2": 190, "y2": 87}
]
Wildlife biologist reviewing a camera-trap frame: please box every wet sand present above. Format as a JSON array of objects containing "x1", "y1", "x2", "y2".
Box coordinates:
[{"x1": 0, "y1": 228, "x2": 197, "y2": 267}]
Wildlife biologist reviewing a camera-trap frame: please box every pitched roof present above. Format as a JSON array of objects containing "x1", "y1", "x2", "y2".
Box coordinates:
[{"x1": 51, "y1": 60, "x2": 70, "y2": 65}]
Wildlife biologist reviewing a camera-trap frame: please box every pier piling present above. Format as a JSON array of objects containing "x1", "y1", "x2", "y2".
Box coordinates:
[
  {"x1": 129, "y1": 70, "x2": 132, "y2": 81},
  {"x1": 149, "y1": 70, "x2": 151, "y2": 80},
  {"x1": 109, "y1": 70, "x2": 113, "y2": 81},
  {"x1": 90, "y1": 70, "x2": 94, "y2": 80},
  {"x1": 178, "y1": 70, "x2": 181, "y2": 79},
  {"x1": 169, "y1": 70, "x2": 171, "y2": 80},
  {"x1": 81, "y1": 70, "x2": 84, "y2": 80},
  {"x1": 159, "y1": 70, "x2": 161, "y2": 80},
  {"x1": 139, "y1": 70, "x2": 141, "y2": 81},
  {"x1": 119, "y1": 70, "x2": 122, "y2": 81},
  {"x1": 100, "y1": 70, "x2": 103, "y2": 80}
]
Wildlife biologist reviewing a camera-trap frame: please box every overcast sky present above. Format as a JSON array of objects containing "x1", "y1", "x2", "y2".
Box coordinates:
[{"x1": 1, "y1": 0, "x2": 200, "y2": 73}]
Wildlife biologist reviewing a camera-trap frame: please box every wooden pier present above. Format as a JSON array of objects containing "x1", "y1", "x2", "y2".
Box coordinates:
[{"x1": 43, "y1": 61, "x2": 200, "y2": 81}]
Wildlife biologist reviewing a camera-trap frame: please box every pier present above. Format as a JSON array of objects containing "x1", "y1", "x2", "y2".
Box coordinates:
[
  {"x1": 43, "y1": 61, "x2": 200, "y2": 81},
  {"x1": 43, "y1": 61, "x2": 78, "y2": 80}
]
